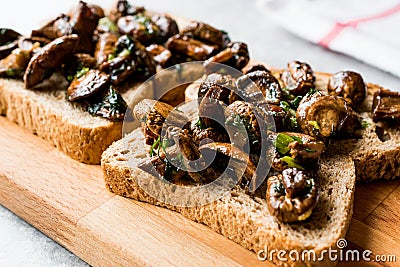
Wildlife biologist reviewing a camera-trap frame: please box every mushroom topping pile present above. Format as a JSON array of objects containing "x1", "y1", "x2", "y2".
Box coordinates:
[
  {"x1": 135, "y1": 59, "x2": 379, "y2": 223},
  {"x1": 0, "y1": 0, "x2": 249, "y2": 122}
]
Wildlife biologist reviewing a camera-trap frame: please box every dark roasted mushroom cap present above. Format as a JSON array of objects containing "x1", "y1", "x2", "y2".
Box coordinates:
[
  {"x1": 281, "y1": 61, "x2": 316, "y2": 96},
  {"x1": 31, "y1": 14, "x2": 73, "y2": 41},
  {"x1": 0, "y1": 28, "x2": 21, "y2": 59},
  {"x1": 151, "y1": 14, "x2": 179, "y2": 43},
  {"x1": 182, "y1": 21, "x2": 230, "y2": 49},
  {"x1": 199, "y1": 142, "x2": 258, "y2": 186},
  {"x1": 237, "y1": 70, "x2": 282, "y2": 105},
  {"x1": 198, "y1": 89, "x2": 227, "y2": 129},
  {"x1": 225, "y1": 101, "x2": 262, "y2": 154},
  {"x1": 198, "y1": 73, "x2": 237, "y2": 105},
  {"x1": 109, "y1": 0, "x2": 145, "y2": 22},
  {"x1": 268, "y1": 104, "x2": 286, "y2": 132},
  {"x1": 67, "y1": 69, "x2": 110, "y2": 102},
  {"x1": 372, "y1": 89, "x2": 400, "y2": 122},
  {"x1": 133, "y1": 99, "x2": 188, "y2": 143},
  {"x1": 296, "y1": 91, "x2": 356, "y2": 138},
  {"x1": 24, "y1": 35, "x2": 79, "y2": 89},
  {"x1": 166, "y1": 34, "x2": 218, "y2": 61},
  {"x1": 95, "y1": 32, "x2": 118, "y2": 66},
  {"x1": 244, "y1": 64, "x2": 270, "y2": 74},
  {"x1": 204, "y1": 42, "x2": 249, "y2": 71},
  {"x1": 100, "y1": 35, "x2": 156, "y2": 85},
  {"x1": 117, "y1": 14, "x2": 161, "y2": 46},
  {"x1": 0, "y1": 38, "x2": 40, "y2": 79},
  {"x1": 191, "y1": 122, "x2": 229, "y2": 146},
  {"x1": 267, "y1": 168, "x2": 319, "y2": 223},
  {"x1": 70, "y1": 1, "x2": 104, "y2": 53},
  {"x1": 328, "y1": 71, "x2": 366, "y2": 109},
  {"x1": 146, "y1": 44, "x2": 172, "y2": 68}
]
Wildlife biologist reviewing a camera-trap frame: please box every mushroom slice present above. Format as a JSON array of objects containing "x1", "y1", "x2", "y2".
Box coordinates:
[
  {"x1": 182, "y1": 21, "x2": 230, "y2": 49},
  {"x1": 267, "y1": 168, "x2": 319, "y2": 223},
  {"x1": 204, "y1": 42, "x2": 249, "y2": 71},
  {"x1": 133, "y1": 99, "x2": 188, "y2": 144},
  {"x1": 0, "y1": 28, "x2": 21, "y2": 59},
  {"x1": 24, "y1": 35, "x2": 79, "y2": 89},
  {"x1": 146, "y1": 44, "x2": 172, "y2": 68},
  {"x1": 94, "y1": 32, "x2": 118, "y2": 66},
  {"x1": 31, "y1": 14, "x2": 72, "y2": 41},
  {"x1": 67, "y1": 69, "x2": 110, "y2": 102},
  {"x1": 166, "y1": 34, "x2": 218, "y2": 61},
  {"x1": 199, "y1": 142, "x2": 257, "y2": 186},
  {"x1": 372, "y1": 89, "x2": 400, "y2": 122},
  {"x1": 328, "y1": 71, "x2": 366, "y2": 109},
  {"x1": 244, "y1": 64, "x2": 270, "y2": 75},
  {"x1": 151, "y1": 14, "x2": 179, "y2": 43}
]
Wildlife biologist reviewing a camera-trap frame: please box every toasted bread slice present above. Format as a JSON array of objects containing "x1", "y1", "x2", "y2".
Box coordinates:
[
  {"x1": 185, "y1": 70, "x2": 400, "y2": 182},
  {"x1": 101, "y1": 128, "x2": 355, "y2": 266},
  {"x1": 0, "y1": 77, "x2": 151, "y2": 164}
]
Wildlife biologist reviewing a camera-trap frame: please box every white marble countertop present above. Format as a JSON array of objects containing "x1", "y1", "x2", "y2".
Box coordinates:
[{"x1": 1, "y1": 0, "x2": 399, "y2": 266}]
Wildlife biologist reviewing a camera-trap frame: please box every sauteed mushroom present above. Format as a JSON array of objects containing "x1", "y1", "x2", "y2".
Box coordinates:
[
  {"x1": 31, "y1": 14, "x2": 72, "y2": 41},
  {"x1": 24, "y1": 34, "x2": 79, "y2": 89},
  {"x1": 198, "y1": 73, "x2": 238, "y2": 105},
  {"x1": 0, "y1": 42, "x2": 40, "y2": 78},
  {"x1": 67, "y1": 69, "x2": 110, "y2": 101},
  {"x1": 100, "y1": 35, "x2": 156, "y2": 84},
  {"x1": 225, "y1": 101, "x2": 262, "y2": 154},
  {"x1": 151, "y1": 14, "x2": 179, "y2": 43},
  {"x1": 237, "y1": 70, "x2": 282, "y2": 104},
  {"x1": 109, "y1": 0, "x2": 145, "y2": 22},
  {"x1": 204, "y1": 42, "x2": 249, "y2": 71},
  {"x1": 199, "y1": 142, "x2": 258, "y2": 186},
  {"x1": 0, "y1": 28, "x2": 21, "y2": 59},
  {"x1": 181, "y1": 21, "x2": 230, "y2": 49},
  {"x1": 133, "y1": 99, "x2": 188, "y2": 145},
  {"x1": 166, "y1": 34, "x2": 218, "y2": 61},
  {"x1": 146, "y1": 44, "x2": 172, "y2": 68},
  {"x1": 70, "y1": 1, "x2": 104, "y2": 53},
  {"x1": 245, "y1": 64, "x2": 270, "y2": 75},
  {"x1": 328, "y1": 71, "x2": 366, "y2": 109},
  {"x1": 198, "y1": 88, "x2": 227, "y2": 129},
  {"x1": 372, "y1": 89, "x2": 400, "y2": 122},
  {"x1": 117, "y1": 14, "x2": 160, "y2": 46},
  {"x1": 296, "y1": 90, "x2": 360, "y2": 138},
  {"x1": 271, "y1": 132, "x2": 326, "y2": 172},
  {"x1": 281, "y1": 61, "x2": 316, "y2": 96},
  {"x1": 95, "y1": 32, "x2": 118, "y2": 65},
  {"x1": 268, "y1": 104, "x2": 286, "y2": 132},
  {"x1": 267, "y1": 168, "x2": 319, "y2": 223}
]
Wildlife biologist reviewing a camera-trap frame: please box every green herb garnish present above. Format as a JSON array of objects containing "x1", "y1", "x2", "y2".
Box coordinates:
[
  {"x1": 279, "y1": 156, "x2": 305, "y2": 170},
  {"x1": 361, "y1": 120, "x2": 371, "y2": 129},
  {"x1": 76, "y1": 67, "x2": 89, "y2": 79},
  {"x1": 305, "y1": 147, "x2": 316, "y2": 153}
]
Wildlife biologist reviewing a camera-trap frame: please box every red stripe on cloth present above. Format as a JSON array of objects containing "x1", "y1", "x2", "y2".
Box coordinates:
[{"x1": 318, "y1": 3, "x2": 400, "y2": 48}]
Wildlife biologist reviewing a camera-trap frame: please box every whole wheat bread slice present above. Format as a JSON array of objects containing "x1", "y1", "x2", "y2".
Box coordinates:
[
  {"x1": 185, "y1": 70, "x2": 400, "y2": 182},
  {"x1": 101, "y1": 128, "x2": 356, "y2": 267},
  {"x1": 0, "y1": 77, "x2": 151, "y2": 164}
]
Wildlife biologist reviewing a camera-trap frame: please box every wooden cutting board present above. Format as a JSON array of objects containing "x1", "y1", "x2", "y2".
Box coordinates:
[{"x1": 0, "y1": 115, "x2": 398, "y2": 267}]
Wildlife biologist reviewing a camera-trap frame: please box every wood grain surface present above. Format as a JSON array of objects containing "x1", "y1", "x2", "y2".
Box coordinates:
[{"x1": 0, "y1": 115, "x2": 398, "y2": 266}]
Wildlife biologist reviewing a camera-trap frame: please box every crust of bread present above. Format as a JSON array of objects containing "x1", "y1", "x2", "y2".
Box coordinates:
[
  {"x1": 101, "y1": 128, "x2": 356, "y2": 267},
  {"x1": 185, "y1": 70, "x2": 400, "y2": 182}
]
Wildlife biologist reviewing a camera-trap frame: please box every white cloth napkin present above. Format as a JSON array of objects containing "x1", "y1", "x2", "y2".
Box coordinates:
[{"x1": 256, "y1": 0, "x2": 400, "y2": 77}]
